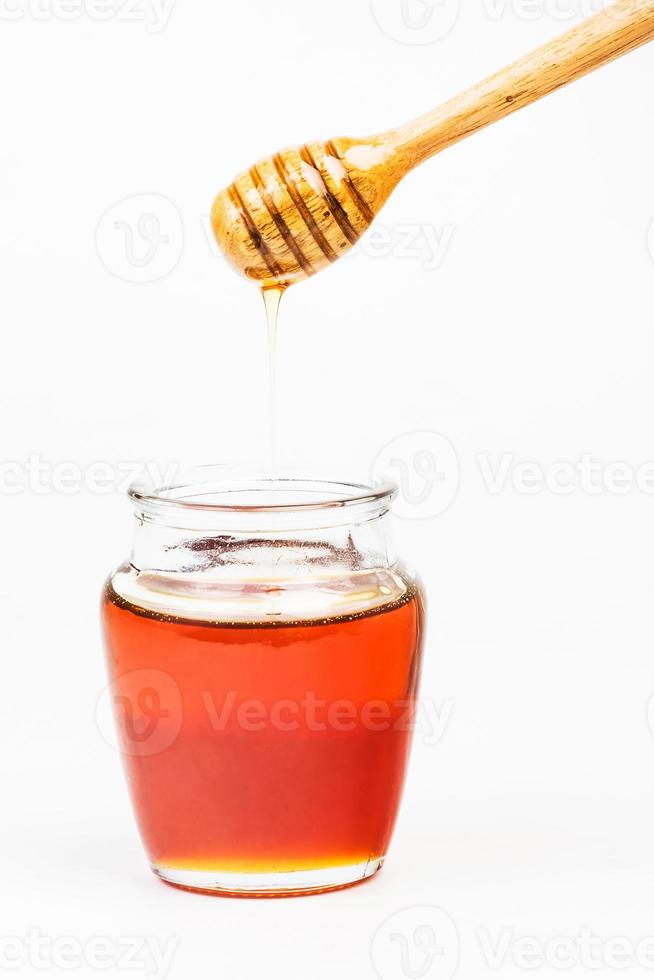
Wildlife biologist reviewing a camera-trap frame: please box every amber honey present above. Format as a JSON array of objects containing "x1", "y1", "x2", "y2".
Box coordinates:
[{"x1": 102, "y1": 570, "x2": 424, "y2": 893}]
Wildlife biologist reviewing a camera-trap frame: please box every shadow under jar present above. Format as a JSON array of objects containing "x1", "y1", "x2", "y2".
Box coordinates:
[{"x1": 101, "y1": 469, "x2": 425, "y2": 897}]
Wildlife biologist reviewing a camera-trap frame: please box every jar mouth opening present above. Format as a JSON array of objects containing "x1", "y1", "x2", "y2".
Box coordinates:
[{"x1": 128, "y1": 466, "x2": 398, "y2": 526}]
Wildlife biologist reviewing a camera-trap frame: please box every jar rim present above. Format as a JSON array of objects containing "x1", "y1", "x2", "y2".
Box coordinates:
[{"x1": 128, "y1": 466, "x2": 398, "y2": 521}]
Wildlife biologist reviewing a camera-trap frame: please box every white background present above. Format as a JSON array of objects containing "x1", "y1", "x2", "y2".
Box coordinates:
[{"x1": 2, "y1": 0, "x2": 654, "y2": 977}]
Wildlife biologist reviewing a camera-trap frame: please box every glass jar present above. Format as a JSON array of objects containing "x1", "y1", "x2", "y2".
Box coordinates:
[{"x1": 101, "y1": 467, "x2": 425, "y2": 897}]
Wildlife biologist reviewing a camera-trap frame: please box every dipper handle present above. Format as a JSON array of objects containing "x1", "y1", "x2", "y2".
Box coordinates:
[{"x1": 384, "y1": 0, "x2": 654, "y2": 173}]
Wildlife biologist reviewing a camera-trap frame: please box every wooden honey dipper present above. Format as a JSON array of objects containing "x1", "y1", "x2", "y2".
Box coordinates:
[{"x1": 212, "y1": 0, "x2": 654, "y2": 288}]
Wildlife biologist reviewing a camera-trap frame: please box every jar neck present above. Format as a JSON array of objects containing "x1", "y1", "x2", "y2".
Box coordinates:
[{"x1": 130, "y1": 511, "x2": 396, "y2": 576}]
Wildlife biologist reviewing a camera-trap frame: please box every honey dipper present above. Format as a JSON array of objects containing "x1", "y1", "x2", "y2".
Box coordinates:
[{"x1": 211, "y1": 0, "x2": 654, "y2": 288}]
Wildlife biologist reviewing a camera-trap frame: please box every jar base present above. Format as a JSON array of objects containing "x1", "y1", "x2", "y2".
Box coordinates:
[{"x1": 152, "y1": 857, "x2": 385, "y2": 897}]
